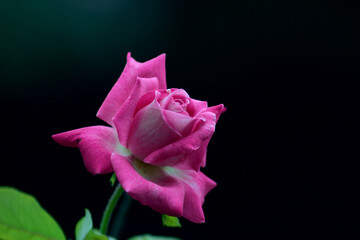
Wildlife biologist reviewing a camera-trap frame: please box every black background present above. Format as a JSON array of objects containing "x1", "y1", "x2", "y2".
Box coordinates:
[{"x1": 0, "y1": 1, "x2": 358, "y2": 239}]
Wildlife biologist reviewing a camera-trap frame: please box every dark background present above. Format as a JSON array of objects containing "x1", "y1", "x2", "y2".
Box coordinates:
[{"x1": 0, "y1": 0, "x2": 358, "y2": 239}]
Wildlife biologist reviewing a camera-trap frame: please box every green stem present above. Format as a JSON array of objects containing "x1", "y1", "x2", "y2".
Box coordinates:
[
  {"x1": 109, "y1": 193, "x2": 133, "y2": 239},
  {"x1": 99, "y1": 184, "x2": 124, "y2": 234}
]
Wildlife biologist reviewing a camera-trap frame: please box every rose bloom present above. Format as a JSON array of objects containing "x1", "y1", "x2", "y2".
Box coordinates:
[{"x1": 53, "y1": 53, "x2": 225, "y2": 223}]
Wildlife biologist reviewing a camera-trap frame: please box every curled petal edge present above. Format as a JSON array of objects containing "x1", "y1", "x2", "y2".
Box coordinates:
[
  {"x1": 97, "y1": 53, "x2": 166, "y2": 126},
  {"x1": 111, "y1": 153, "x2": 185, "y2": 217},
  {"x1": 52, "y1": 126, "x2": 122, "y2": 175},
  {"x1": 113, "y1": 77, "x2": 160, "y2": 147},
  {"x1": 143, "y1": 111, "x2": 217, "y2": 171}
]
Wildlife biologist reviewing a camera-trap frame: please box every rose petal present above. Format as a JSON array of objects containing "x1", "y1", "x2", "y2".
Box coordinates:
[
  {"x1": 187, "y1": 99, "x2": 208, "y2": 117},
  {"x1": 113, "y1": 77, "x2": 159, "y2": 146},
  {"x1": 162, "y1": 110, "x2": 195, "y2": 136},
  {"x1": 133, "y1": 90, "x2": 159, "y2": 115},
  {"x1": 127, "y1": 99, "x2": 182, "y2": 160},
  {"x1": 164, "y1": 167, "x2": 217, "y2": 223},
  {"x1": 143, "y1": 111, "x2": 217, "y2": 171},
  {"x1": 181, "y1": 104, "x2": 225, "y2": 168},
  {"x1": 111, "y1": 153, "x2": 185, "y2": 216},
  {"x1": 97, "y1": 53, "x2": 166, "y2": 126},
  {"x1": 52, "y1": 126, "x2": 126, "y2": 175},
  {"x1": 159, "y1": 89, "x2": 190, "y2": 111},
  {"x1": 205, "y1": 104, "x2": 226, "y2": 122}
]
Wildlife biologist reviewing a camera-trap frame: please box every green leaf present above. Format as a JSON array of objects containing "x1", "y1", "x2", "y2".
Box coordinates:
[
  {"x1": 161, "y1": 214, "x2": 181, "y2": 228},
  {"x1": 75, "y1": 209, "x2": 93, "y2": 240},
  {"x1": 84, "y1": 229, "x2": 116, "y2": 240},
  {"x1": 74, "y1": 209, "x2": 116, "y2": 240},
  {"x1": 0, "y1": 186, "x2": 66, "y2": 240},
  {"x1": 128, "y1": 234, "x2": 181, "y2": 240},
  {"x1": 109, "y1": 173, "x2": 117, "y2": 187}
]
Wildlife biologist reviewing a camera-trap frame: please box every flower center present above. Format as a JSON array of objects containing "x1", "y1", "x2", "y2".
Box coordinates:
[
  {"x1": 132, "y1": 158, "x2": 164, "y2": 181},
  {"x1": 132, "y1": 158, "x2": 182, "y2": 184},
  {"x1": 168, "y1": 96, "x2": 190, "y2": 115},
  {"x1": 174, "y1": 98, "x2": 185, "y2": 105}
]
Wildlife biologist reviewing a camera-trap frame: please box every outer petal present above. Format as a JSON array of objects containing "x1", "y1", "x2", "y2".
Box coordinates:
[
  {"x1": 187, "y1": 99, "x2": 208, "y2": 117},
  {"x1": 182, "y1": 172, "x2": 216, "y2": 223},
  {"x1": 205, "y1": 104, "x2": 226, "y2": 122},
  {"x1": 127, "y1": 98, "x2": 182, "y2": 160},
  {"x1": 52, "y1": 126, "x2": 124, "y2": 175},
  {"x1": 143, "y1": 111, "x2": 217, "y2": 171},
  {"x1": 165, "y1": 168, "x2": 217, "y2": 223},
  {"x1": 113, "y1": 77, "x2": 159, "y2": 146},
  {"x1": 183, "y1": 104, "x2": 225, "y2": 168},
  {"x1": 111, "y1": 153, "x2": 185, "y2": 216},
  {"x1": 97, "y1": 53, "x2": 166, "y2": 126}
]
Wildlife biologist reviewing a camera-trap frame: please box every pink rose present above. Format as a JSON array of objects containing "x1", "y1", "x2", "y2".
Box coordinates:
[{"x1": 52, "y1": 53, "x2": 225, "y2": 223}]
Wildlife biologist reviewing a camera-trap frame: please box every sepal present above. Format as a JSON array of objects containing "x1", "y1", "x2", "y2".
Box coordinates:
[
  {"x1": 161, "y1": 214, "x2": 181, "y2": 228},
  {"x1": 75, "y1": 208, "x2": 117, "y2": 240}
]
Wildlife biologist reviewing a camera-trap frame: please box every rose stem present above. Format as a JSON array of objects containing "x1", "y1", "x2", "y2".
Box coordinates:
[
  {"x1": 99, "y1": 183, "x2": 124, "y2": 234},
  {"x1": 108, "y1": 193, "x2": 133, "y2": 239}
]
